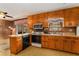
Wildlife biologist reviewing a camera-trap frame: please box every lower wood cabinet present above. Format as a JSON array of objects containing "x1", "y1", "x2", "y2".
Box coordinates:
[
  {"x1": 63, "y1": 38, "x2": 72, "y2": 52},
  {"x1": 42, "y1": 36, "x2": 49, "y2": 48},
  {"x1": 10, "y1": 36, "x2": 22, "y2": 54},
  {"x1": 48, "y1": 36, "x2": 55, "y2": 49},
  {"x1": 55, "y1": 37, "x2": 64, "y2": 50},
  {"x1": 42, "y1": 35, "x2": 79, "y2": 54},
  {"x1": 71, "y1": 38, "x2": 79, "y2": 54},
  {"x1": 42, "y1": 41, "x2": 48, "y2": 48}
]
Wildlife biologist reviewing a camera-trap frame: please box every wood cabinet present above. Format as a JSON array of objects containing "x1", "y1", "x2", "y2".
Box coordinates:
[
  {"x1": 10, "y1": 36, "x2": 22, "y2": 54},
  {"x1": 63, "y1": 37, "x2": 72, "y2": 52},
  {"x1": 42, "y1": 35, "x2": 79, "y2": 54},
  {"x1": 71, "y1": 37, "x2": 79, "y2": 54},
  {"x1": 28, "y1": 16, "x2": 33, "y2": 28},
  {"x1": 55, "y1": 10, "x2": 64, "y2": 18},
  {"x1": 48, "y1": 10, "x2": 64, "y2": 18},
  {"x1": 48, "y1": 36, "x2": 55, "y2": 49},
  {"x1": 55, "y1": 36, "x2": 64, "y2": 50},
  {"x1": 42, "y1": 13, "x2": 48, "y2": 27},
  {"x1": 28, "y1": 7, "x2": 79, "y2": 28},
  {"x1": 42, "y1": 35, "x2": 49, "y2": 48},
  {"x1": 64, "y1": 7, "x2": 79, "y2": 27}
]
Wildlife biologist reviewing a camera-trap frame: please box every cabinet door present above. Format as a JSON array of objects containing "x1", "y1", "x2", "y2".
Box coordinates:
[
  {"x1": 55, "y1": 10, "x2": 64, "y2": 18},
  {"x1": 28, "y1": 16, "x2": 33, "y2": 29},
  {"x1": 55, "y1": 37, "x2": 64, "y2": 50},
  {"x1": 71, "y1": 39, "x2": 79, "y2": 54},
  {"x1": 48, "y1": 11, "x2": 57, "y2": 18},
  {"x1": 48, "y1": 36, "x2": 55, "y2": 49},
  {"x1": 42, "y1": 41, "x2": 48, "y2": 48},
  {"x1": 42, "y1": 36, "x2": 48, "y2": 48},
  {"x1": 10, "y1": 36, "x2": 22, "y2": 54},
  {"x1": 43, "y1": 13, "x2": 48, "y2": 27},
  {"x1": 10, "y1": 37, "x2": 18, "y2": 54},
  {"x1": 42, "y1": 36, "x2": 48, "y2": 41},
  {"x1": 63, "y1": 39, "x2": 72, "y2": 52},
  {"x1": 64, "y1": 8, "x2": 77, "y2": 27},
  {"x1": 16, "y1": 37, "x2": 22, "y2": 52}
]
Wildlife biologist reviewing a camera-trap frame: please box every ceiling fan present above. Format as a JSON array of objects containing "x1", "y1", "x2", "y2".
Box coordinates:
[{"x1": 0, "y1": 11, "x2": 13, "y2": 18}]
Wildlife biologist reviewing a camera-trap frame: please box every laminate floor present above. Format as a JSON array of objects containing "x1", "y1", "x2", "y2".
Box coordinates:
[
  {"x1": 14, "y1": 46, "x2": 79, "y2": 56},
  {"x1": 0, "y1": 39, "x2": 10, "y2": 56}
]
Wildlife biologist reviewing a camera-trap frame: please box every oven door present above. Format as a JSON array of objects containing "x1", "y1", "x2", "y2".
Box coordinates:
[{"x1": 32, "y1": 35, "x2": 41, "y2": 44}]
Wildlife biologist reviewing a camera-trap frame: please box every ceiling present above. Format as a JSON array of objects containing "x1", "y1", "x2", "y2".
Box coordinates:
[{"x1": 0, "y1": 3, "x2": 79, "y2": 21}]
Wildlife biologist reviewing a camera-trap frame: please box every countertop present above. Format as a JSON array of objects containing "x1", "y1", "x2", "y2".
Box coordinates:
[
  {"x1": 9, "y1": 33, "x2": 30, "y2": 37},
  {"x1": 9, "y1": 33, "x2": 79, "y2": 38}
]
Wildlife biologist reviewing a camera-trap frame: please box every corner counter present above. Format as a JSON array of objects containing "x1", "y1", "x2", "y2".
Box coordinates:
[{"x1": 9, "y1": 33, "x2": 31, "y2": 54}]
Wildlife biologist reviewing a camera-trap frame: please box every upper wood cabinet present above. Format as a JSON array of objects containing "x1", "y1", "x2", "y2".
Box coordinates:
[
  {"x1": 48, "y1": 10, "x2": 64, "y2": 18},
  {"x1": 55, "y1": 10, "x2": 64, "y2": 18},
  {"x1": 28, "y1": 7, "x2": 79, "y2": 28},
  {"x1": 48, "y1": 11, "x2": 56, "y2": 18},
  {"x1": 29, "y1": 13, "x2": 48, "y2": 27},
  {"x1": 64, "y1": 7, "x2": 79, "y2": 27},
  {"x1": 28, "y1": 16, "x2": 33, "y2": 28}
]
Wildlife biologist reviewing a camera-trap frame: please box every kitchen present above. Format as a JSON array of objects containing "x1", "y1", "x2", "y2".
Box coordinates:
[{"x1": 0, "y1": 3, "x2": 79, "y2": 56}]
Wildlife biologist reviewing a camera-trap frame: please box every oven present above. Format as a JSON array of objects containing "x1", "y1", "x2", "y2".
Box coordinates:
[
  {"x1": 32, "y1": 35, "x2": 41, "y2": 43},
  {"x1": 32, "y1": 35, "x2": 41, "y2": 47}
]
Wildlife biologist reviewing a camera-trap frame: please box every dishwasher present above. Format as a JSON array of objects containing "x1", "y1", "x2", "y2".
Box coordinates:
[{"x1": 22, "y1": 35, "x2": 30, "y2": 49}]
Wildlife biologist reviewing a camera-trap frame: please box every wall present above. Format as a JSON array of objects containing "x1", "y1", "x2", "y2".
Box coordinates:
[
  {"x1": 14, "y1": 18, "x2": 27, "y2": 25},
  {"x1": 0, "y1": 20, "x2": 14, "y2": 39}
]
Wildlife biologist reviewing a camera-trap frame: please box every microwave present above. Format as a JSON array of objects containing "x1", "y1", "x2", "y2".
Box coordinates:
[{"x1": 33, "y1": 23, "x2": 43, "y2": 29}]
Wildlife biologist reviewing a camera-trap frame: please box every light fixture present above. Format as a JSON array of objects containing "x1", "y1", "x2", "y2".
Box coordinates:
[{"x1": 0, "y1": 12, "x2": 5, "y2": 18}]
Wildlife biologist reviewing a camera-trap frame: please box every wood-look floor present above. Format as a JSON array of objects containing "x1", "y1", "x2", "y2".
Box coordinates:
[{"x1": 14, "y1": 46, "x2": 79, "y2": 56}]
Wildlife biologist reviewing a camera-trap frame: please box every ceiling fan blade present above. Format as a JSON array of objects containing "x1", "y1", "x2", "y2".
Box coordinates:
[
  {"x1": 4, "y1": 12, "x2": 7, "y2": 14},
  {"x1": 5, "y1": 15, "x2": 13, "y2": 18}
]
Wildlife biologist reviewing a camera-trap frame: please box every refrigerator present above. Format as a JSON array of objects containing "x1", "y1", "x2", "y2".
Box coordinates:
[{"x1": 76, "y1": 26, "x2": 79, "y2": 36}]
